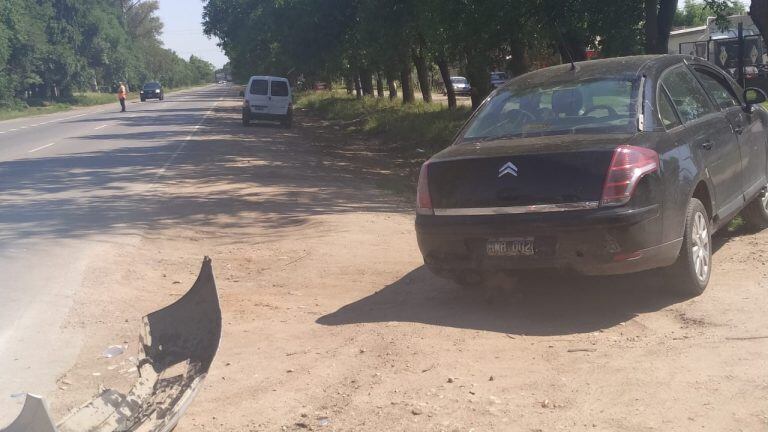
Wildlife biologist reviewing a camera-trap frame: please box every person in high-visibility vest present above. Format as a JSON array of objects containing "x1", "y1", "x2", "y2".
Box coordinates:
[{"x1": 117, "y1": 82, "x2": 127, "y2": 112}]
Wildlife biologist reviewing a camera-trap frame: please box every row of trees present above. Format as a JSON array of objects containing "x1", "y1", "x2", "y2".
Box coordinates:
[
  {"x1": 673, "y1": 0, "x2": 745, "y2": 27},
  {"x1": 0, "y1": 0, "x2": 216, "y2": 108},
  {"x1": 203, "y1": 0, "x2": 766, "y2": 110}
]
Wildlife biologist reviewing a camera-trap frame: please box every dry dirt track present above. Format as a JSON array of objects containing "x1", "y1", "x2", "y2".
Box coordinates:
[{"x1": 46, "y1": 90, "x2": 768, "y2": 431}]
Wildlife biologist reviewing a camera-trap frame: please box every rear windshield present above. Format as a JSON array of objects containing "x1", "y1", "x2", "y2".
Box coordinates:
[
  {"x1": 462, "y1": 78, "x2": 637, "y2": 141},
  {"x1": 249, "y1": 79, "x2": 268, "y2": 95},
  {"x1": 271, "y1": 80, "x2": 289, "y2": 97},
  {"x1": 143, "y1": 82, "x2": 161, "y2": 90}
]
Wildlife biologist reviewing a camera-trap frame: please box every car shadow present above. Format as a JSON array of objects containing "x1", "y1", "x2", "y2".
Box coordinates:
[
  {"x1": 318, "y1": 218, "x2": 758, "y2": 337},
  {"x1": 317, "y1": 266, "x2": 691, "y2": 336}
]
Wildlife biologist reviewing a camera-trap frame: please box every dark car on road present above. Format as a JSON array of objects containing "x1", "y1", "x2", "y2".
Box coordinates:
[
  {"x1": 140, "y1": 82, "x2": 164, "y2": 102},
  {"x1": 416, "y1": 55, "x2": 768, "y2": 296}
]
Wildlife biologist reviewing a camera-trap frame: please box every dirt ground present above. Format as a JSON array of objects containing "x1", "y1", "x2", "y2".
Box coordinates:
[{"x1": 48, "y1": 95, "x2": 768, "y2": 431}]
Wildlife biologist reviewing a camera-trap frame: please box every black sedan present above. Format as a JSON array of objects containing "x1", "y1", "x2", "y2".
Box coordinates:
[
  {"x1": 140, "y1": 82, "x2": 164, "y2": 101},
  {"x1": 416, "y1": 55, "x2": 768, "y2": 296}
]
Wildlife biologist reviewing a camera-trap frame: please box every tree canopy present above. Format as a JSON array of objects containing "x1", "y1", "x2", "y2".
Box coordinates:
[
  {"x1": 0, "y1": 0, "x2": 215, "y2": 108},
  {"x1": 202, "y1": 0, "x2": 676, "y2": 108}
]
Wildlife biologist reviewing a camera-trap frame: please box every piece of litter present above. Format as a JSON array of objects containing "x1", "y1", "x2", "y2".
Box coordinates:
[
  {"x1": 567, "y1": 348, "x2": 597, "y2": 353},
  {"x1": 10, "y1": 393, "x2": 26, "y2": 399},
  {"x1": 102, "y1": 345, "x2": 125, "y2": 358},
  {"x1": 318, "y1": 417, "x2": 331, "y2": 426},
  {"x1": 92, "y1": 372, "x2": 101, "y2": 376},
  {"x1": 107, "y1": 365, "x2": 118, "y2": 370}
]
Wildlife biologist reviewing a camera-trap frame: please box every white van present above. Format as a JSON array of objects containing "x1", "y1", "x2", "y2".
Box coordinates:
[{"x1": 242, "y1": 75, "x2": 293, "y2": 127}]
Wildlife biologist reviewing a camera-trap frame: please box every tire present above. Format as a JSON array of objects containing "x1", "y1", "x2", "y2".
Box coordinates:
[
  {"x1": 667, "y1": 198, "x2": 711, "y2": 296},
  {"x1": 740, "y1": 185, "x2": 768, "y2": 230},
  {"x1": 281, "y1": 111, "x2": 293, "y2": 128}
]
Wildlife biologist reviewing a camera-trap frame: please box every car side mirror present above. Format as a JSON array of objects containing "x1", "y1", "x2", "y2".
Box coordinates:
[
  {"x1": 743, "y1": 87, "x2": 767, "y2": 110},
  {"x1": 239, "y1": 90, "x2": 245, "y2": 97}
]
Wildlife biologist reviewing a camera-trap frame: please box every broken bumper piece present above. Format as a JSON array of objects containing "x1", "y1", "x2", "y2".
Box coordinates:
[{"x1": 2, "y1": 257, "x2": 222, "y2": 432}]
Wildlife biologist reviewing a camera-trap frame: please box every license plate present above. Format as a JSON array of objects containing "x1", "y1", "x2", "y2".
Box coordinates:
[
  {"x1": 251, "y1": 105, "x2": 267, "y2": 111},
  {"x1": 486, "y1": 237, "x2": 535, "y2": 256}
]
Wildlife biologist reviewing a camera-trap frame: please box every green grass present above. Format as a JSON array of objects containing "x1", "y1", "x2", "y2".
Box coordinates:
[
  {"x1": 0, "y1": 104, "x2": 72, "y2": 121},
  {"x1": 296, "y1": 91, "x2": 471, "y2": 153}
]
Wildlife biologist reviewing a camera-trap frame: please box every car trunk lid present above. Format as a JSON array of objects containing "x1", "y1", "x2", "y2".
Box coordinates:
[{"x1": 428, "y1": 134, "x2": 632, "y2": 210}]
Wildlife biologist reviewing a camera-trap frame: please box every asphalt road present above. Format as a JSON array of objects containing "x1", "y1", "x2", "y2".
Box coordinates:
[{"x1": 0, "y1": 84, "x2": 228, "y2": 422}]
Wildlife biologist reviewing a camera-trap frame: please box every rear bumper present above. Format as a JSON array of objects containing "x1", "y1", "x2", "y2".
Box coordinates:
[
  {"x1": 416, "y1": 204, "x2": 681, "y2": 277},
  {"x1": 243, "y1": 107, "x2": 288, "y2": 119}
]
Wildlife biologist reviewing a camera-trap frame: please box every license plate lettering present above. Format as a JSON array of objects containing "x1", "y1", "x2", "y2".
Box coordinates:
[{"x1": 486, "y1": 238, "x2": 535, "y2": 256}]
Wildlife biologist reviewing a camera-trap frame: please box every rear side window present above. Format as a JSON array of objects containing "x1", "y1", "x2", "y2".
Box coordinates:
[
  {"x1": 692, "y1": 68, "x2": 740, "y2": 109},
  {"x1": 271, "y1": 80, "x2": 289, "y2": 97},
  {"x1": 660, "y1": 67, "x2": 715, "y2": 123},
  {"x1": 249, "y1": 79, "x2": 268, "y2": 95},
  {"x1": 657, "y1": 88, "x2": 682, "y2": 129}
]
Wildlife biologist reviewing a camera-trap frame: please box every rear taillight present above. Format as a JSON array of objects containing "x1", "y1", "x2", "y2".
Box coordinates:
[
  {"x1": 601, "y1": 145, "x2": 659, "y2": 206},
  {"x1": 416, "y1": 162, "x2": 433, "y2": 215}
]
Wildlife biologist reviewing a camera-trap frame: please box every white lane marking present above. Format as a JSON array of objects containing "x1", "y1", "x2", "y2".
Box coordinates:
[
  {"x1": 28, "y1": 142, "x2": 55, "y2": 153},
  {"x1": 94, "y1": 124, "x2": 109, "y2": 130},
  {"x1": 155, "y1": 98, "x2": 222, "y2": 179}
]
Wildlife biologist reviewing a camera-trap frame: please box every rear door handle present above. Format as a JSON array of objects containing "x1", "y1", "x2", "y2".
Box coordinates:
[{"x1": 700, "y1": 141, "x2": 713, "y2": 150}]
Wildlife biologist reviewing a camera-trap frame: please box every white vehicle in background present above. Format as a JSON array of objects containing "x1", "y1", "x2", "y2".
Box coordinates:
[
  {"x1": 242, "y1": 75, "x2": 293, "y2": 128},
  {"x1": 490, "y1": 71, "x2": 509, "y2": 88}
]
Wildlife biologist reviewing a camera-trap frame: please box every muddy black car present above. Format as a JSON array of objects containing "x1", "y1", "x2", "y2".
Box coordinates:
[
  {"x1": 140, "y1": 82, "x2": 164, "y2": 101},
  {"x1": 416, "y1": 55, "x2": 768, "y2": 295}
]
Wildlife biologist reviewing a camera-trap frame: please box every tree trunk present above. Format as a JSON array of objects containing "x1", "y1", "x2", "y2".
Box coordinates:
[
  {"x1": 413, "y1": 50, "x2": 432, "y2": 103},
  {"x1": 509, "y1": 42, "x2": 529, "y2": 76},
  {"x1": 354, "y1": 75, "x2": 362, "y2": 99},
  {"x1": 400, "y1": 64, "x2": 415, "y2": 104},
  {"x1": 466, "y1": 53, "x2": 490, "y2": 110},
  {"x1": 376, "y1": 73, "x2": 384, "y2": 98},
  {"x1": 436, "y1": 57, "x2": 456, "y2": 110},
  {"x1": 386, "y1": 72, "x2": 398, "y2": 100},
  {"x1": 360, "y1": 69, "x2": 374, "y2": 96},
  {"x1": 645, "y1": 0, "x2": 678, "y2": 54},
  {"x1": 750, "y1": 0, "x2": 768, "y2": 50}
]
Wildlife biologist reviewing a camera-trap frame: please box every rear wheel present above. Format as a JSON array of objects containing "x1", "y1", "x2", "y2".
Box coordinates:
[
  {"x1": 281, "y1": 110, "x2": 293, "y2": 128},
  {"x1": 740, "y1": 185, "x2": 768, "y2": 230},
  {"x1": 668, "y1": 198, "x2": 711, "y2": 297}
]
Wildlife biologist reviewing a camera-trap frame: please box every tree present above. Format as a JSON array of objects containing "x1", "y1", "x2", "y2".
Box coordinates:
[
  {"x1": 675, "y1": 0, "x2": 745, "y2": 27},
  {"x1": 645, "y1": 0, "x2": 679, "y2": 54},
  {"x1": 1, "y1": 0, "x2": 216, "y2": 108},
  {"x1": 750, "y1": 0, "x2": 767, "y2": 49}
]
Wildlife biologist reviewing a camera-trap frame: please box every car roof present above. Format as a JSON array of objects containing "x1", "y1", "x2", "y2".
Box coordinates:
[
  {"x1": 249, "y1": 75, "x2": 289, "y2": 81},
  {"x1": 504, "y1": 54, "x2": 702, "y2": 87}
]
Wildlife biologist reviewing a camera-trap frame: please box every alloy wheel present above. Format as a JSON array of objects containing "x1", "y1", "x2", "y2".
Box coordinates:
[{"x1": 691, "y1": 211, "x2": 710, "y2": 282}]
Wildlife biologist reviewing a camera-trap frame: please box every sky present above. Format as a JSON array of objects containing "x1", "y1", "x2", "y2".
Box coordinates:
[{"x1": 157, "y1": 0, "x2": 228, "y2": 69}]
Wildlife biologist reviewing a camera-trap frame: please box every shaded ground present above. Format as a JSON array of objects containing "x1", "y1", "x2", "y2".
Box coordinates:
[{"x1": 43, "y1": 92, "x2": 768, "y2": 432}]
